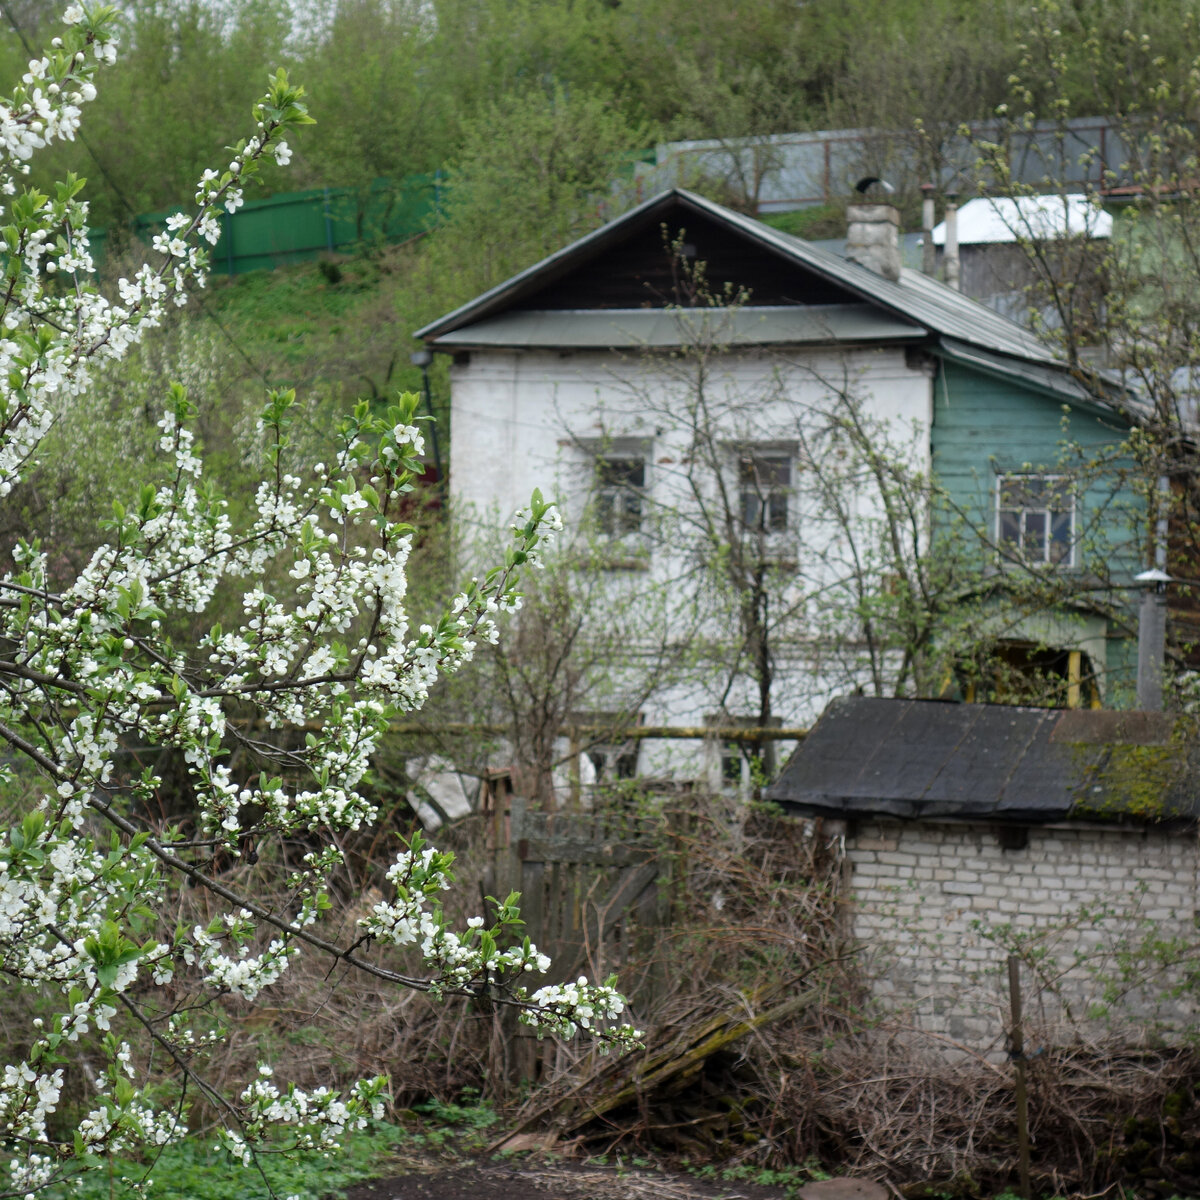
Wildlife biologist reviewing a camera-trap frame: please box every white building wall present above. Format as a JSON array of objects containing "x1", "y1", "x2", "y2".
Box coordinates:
[
  {"x1": 450, "y1": 345, "x2": 932, "y2": 520},
  {"x1": 449, "y1": 342, "x2": 934, "y2": 736},
  {"x1": 847, "y1": 819, "x2": 1200, "y2": 1051}
]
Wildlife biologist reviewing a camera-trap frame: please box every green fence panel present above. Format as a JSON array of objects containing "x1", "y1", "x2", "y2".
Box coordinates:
[
  {"x1": 86, "y1": 226, "x2": 107, "y2": 268},
  {"x1": 317, "y1": 173, "x2": 442, "y2": 250},
  {"x1": 88, "y1": 151, "x2": 642, "y2": 276},
  {"x1": 223, "y1": 188, "x2": 335, "y2": 272},
  {"x1": 93, "y1": 172, "x2": 447, "y2": 275}
]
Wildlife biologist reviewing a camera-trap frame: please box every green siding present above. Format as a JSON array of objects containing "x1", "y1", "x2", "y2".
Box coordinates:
[{"x1": 931, "y1": 358, "x2": 1144, "y2": 702}]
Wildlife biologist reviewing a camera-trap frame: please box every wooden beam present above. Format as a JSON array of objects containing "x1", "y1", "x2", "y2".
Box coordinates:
[{"x1": 376, "y1": 722, "x2": 808, "y2": 742}]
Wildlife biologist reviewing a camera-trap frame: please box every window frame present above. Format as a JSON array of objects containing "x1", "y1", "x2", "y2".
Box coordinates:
[
  {"x1": 570, "y1": 710, "x2": 643, "y2": 798},
  {"x1": 738, "y1": 450, "x2": 793, "y2": 536},
  {"x1": 705, "y1": 713, "x2": 780, "y2": 794},
  {"x1": 593, "y1": 454, "x2": 647, "y2": 540},
  {"x1": 995, "y1": 472, "x2": 1076, "y2": 568},
  {"x1": 573, "y1": 436, "x2": 652, "y2": 551}
]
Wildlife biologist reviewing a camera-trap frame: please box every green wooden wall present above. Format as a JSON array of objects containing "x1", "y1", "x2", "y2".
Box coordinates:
[{"x1": 931, "y1": 358, "x2": 1145, "y2": 701}]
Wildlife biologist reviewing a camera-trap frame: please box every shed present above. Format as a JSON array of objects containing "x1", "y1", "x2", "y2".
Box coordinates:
[
  {"x1": 766, "y1": 696, "x2": 1200, "y2": 826},
  {"x1": 926, "y1": 194, "x2": 1112, "y2": 320},
  {"x1": 766, "y1": 697, "x2": 1200, "y2": 1050}
]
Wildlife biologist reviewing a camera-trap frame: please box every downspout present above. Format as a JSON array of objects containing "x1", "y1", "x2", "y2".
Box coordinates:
[
  {"x1": 1156, "y1": 473, "x2": 1170, "y2": 571},
  {"x1": 1134, "y1": 473, "x2": 1172, "y2": 710},
  {"x1": 1136, "y1": 568, "x2": 1170, "y2": 710}
]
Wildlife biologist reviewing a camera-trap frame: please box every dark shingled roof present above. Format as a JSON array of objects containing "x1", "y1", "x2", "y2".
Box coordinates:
[{"x1": 766, "y1": 697, "x2": 1200, "y2": 824}]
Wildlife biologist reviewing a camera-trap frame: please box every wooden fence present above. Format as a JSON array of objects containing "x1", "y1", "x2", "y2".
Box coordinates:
[{"x1": 483, "y1": 786, "x2": 666, "y2": 1083}]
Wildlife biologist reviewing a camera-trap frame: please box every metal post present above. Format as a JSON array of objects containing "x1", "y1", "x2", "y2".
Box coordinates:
[
  {"x1": 1007, "y1": 955, "x2": 1032, "y2": 1199},
  {"x1": 1135, "y1": 568, "x2": 1171, "y2": 710},
  {"x1": 322, "y1": 186, "x2": 335, "y2": 253},
  {"x1": 1066, "y1": 649, "x2": 1082, "y2": 709},
  {"x1": 409, "y1": 348, "x2": 443, "y2": 484},
  {"x1": 921, "y1": 182, "x2": 937, "y2": 277}
]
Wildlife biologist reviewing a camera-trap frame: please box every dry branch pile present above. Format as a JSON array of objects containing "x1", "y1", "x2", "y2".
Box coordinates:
[{"x1": 494, "y1": 801, "x2": 1200, "y2": 1194}]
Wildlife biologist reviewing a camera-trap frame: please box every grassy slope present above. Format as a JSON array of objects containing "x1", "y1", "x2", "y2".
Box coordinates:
[{"x1": 200, "y1": 249, "x2": 433, "y2": 402}]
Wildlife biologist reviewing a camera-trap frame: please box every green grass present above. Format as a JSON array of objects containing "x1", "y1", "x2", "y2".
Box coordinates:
[
  {"x1": 42, "y1": 1120, "x2": 409, "y2": 1200},
  {"x1": 403, "y1": 1094, "x2": 499, "y2": 1153},
  {"x1": 39, "y1": 1096, "x2": 504, "y2": 1200},
  {"x1": 684, "y1": 1156, "x2": 831, "y2": 1198},
  {"x1": 200, "y1": 249, "x2": 431, "y2": 401},
  {"x1": 758, "y1": 204, "x2": 846, "y2": 241}
]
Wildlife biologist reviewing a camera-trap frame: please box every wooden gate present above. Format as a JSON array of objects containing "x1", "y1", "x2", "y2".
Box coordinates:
[{"x1": 488, "y1": 793, "x2": 664, "y2": 1083}]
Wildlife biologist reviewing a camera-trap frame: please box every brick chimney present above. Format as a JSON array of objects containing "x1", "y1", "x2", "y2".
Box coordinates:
[{"x1": 845, "y1": 203, "x2": 902, "y2": 282}]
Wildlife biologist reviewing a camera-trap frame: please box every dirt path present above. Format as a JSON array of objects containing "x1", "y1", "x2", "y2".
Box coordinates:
[{"x1": 340, "y1": 1158, "x2": 797, "y2": 1200}]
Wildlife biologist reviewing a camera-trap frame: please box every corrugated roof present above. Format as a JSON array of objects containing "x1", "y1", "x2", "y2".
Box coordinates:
[
  {"x1": 766, "y1": 696, "x2": 1200, "y2": 824},
  {"x1": 937, "y1": 338, "x2": 1094, "y2": 405},
  {"x1": 429, "y1": 304, "x2": 924, "y2": 349}
]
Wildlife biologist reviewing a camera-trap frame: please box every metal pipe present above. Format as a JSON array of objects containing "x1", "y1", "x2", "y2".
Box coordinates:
[
  {"x1": 298, "y1": 720, "x2": 809, "y2": 741},
  {"x1": 944, "y1": 191, "x2": 961, "y2": 291},
  {"x1": 410, "y1": 347, "x2": 443, "y2": 482},
  {"x1": 1135, "y1": 568, "x2": 1171, "y2": 710},
  {"x1": 921, "y1": 182, "x2": 937, "y2": 276},
  {"x1": 1007, "y1": 956, "x2": 1032, "y2": 1200}
]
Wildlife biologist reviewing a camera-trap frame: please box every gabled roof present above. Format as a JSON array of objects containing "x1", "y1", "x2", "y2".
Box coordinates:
[
  {"x1": 766, "y1": 696, "x2": 1200, "y2": 825},
  {"x1": 415, "y1": 189, "x2": 1120, "y2": 410}
]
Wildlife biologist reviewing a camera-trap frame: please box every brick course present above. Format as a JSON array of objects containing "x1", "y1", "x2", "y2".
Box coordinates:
[{"x1": 847, "y1": 820, "x2": 1200, "y2": 1051}]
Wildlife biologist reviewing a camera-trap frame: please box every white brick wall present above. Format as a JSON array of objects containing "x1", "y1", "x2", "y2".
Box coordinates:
[{"x1": 846, "y1": 820, "x2": 1200, "y2": 1052}]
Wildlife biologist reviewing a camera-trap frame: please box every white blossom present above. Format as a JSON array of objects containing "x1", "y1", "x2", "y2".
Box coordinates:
[{"x1": 0, "y1": 13, "x2": 636, "y2": 1193}]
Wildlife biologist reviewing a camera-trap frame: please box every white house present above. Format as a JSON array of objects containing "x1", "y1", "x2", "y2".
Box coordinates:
[{"x1": 414, "y1": 189, "x2": 1136, "y2": 790}]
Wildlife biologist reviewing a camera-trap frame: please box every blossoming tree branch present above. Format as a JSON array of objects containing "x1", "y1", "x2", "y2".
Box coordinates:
[{"x1": 0, "y1": 5, "x2": 637, "y2": 1194}]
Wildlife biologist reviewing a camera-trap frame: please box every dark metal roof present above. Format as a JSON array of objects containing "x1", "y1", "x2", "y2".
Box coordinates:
[
  {"x1": 766, "y1": 696, "x2": 1200, "y2": 824},
  {"x1": 428, "y1": 304, "x2": 924, "y2": 350}
]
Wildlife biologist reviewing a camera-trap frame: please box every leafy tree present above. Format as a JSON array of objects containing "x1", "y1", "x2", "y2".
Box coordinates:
[
  {"x1": 421, "y1": 83, "x2": 650, "y2": 300},
  {"x1": 0, "y1": 8, "x2": 635, "y2": 1194},
  {"x1": 969, "y1": 0, "x2": 1200, "y2": 683}
]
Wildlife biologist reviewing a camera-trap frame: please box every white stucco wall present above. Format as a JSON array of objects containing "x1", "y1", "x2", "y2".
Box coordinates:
[
  {"x1": 450, "y1": 345, "x2": 932, "y2": 521},
  {"x1": 448, "y1": 342, "x2": 935, "y2": 731},
  {"x1": 846, "y1": 819, "x2": 1200, "y2": 1051}
]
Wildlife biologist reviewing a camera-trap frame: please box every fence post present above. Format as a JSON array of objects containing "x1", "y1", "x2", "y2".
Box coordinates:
[
  {"x1": 1007, "y1": 955, "x2": 1032, "y2": 1199},
  {"x1": 322, "y1": 187, "x2": 335, "y2": 254},
  {"x1": 512, "y1": 796, "x2": 543, "y2": 1086}
]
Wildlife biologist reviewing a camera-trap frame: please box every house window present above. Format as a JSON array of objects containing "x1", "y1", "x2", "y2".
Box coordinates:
[
  {"x1": 997, "y1": 474, "x2": 1074, "y2": 565},
  {"x1": 720, "y1": 741, "x2": 747, "y2": 789},
  {"x1": 571, "y1": 711, "x2": 642, "y2": 803},
  {"x1": 584, "y1": 742, "x2": 640, "y2": 782},
  {"x1": 706, "y1": 714, "x2": 781, "y2": 792},
  {"x1": 594, "y1": 456, "x2": 645, "y2": 538},
  {"x1": 739, "y1": 453, "x2": 792, "y2": 533}
]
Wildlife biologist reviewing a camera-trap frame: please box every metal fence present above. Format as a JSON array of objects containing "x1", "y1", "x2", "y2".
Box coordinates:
[
  {"x1": 86, "y1": 118, "x2": 1131, "y2": 276},
  {"x1": 92, "y1": 171, "x2": 446, "y2": 276}
]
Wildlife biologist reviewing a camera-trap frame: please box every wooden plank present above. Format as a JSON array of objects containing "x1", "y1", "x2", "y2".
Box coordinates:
[
  {"x1": 558, "y1": 861, "x2": 660, "y2": 985},
  {"x1": 548, "y1": 861, "x2": 562, "y2": 959},
  {"x1": 520, "y1": 859, "x2": 545, "y2": 952},
  {"x1": 517, "y1": 833, "x2": 652, "y2": 866},
  {"x1": 492, "y1": 986, "x2": 821, "y2": 1146}
]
